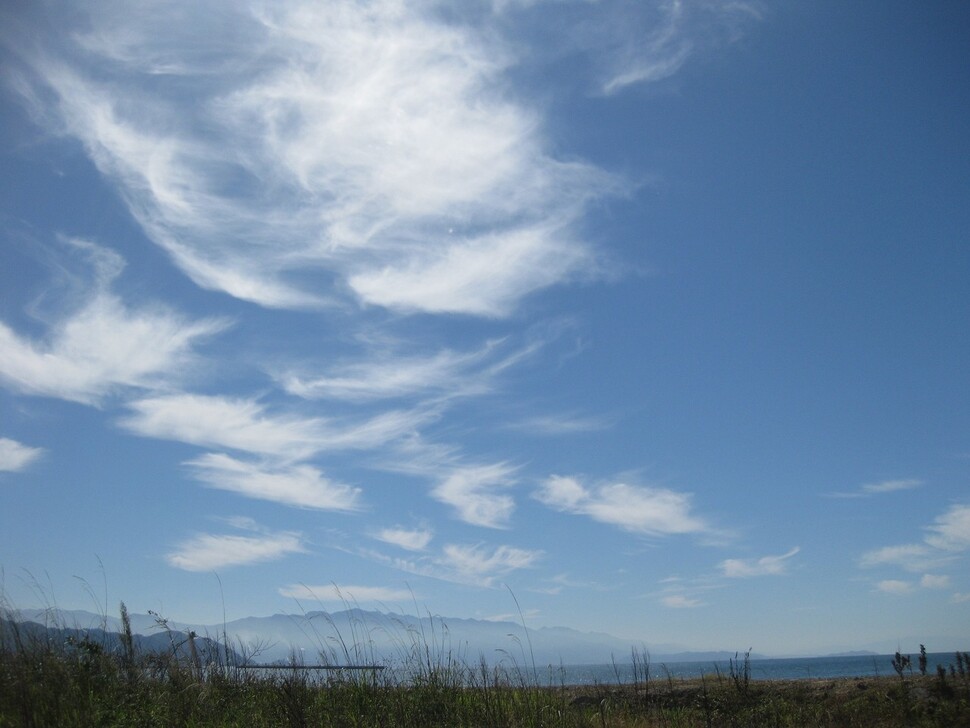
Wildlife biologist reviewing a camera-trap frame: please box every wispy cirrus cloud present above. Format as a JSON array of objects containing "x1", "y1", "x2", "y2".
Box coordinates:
[
  {"x1": 7, "y1": 0, "x2": 617, "y2": 316},
  {"x1": 826, "y1": 478, "x2": 923, "y2": 499},
  {"x1": 431, "y1": 463, "x2": 519, "y2": 529},
  {"x1": 876, "y1": 579, "x2": 914, "y2": 595},
  {"x1": 870, "y1": 574, "x2": 949, "y2": 596},
  {"x1": 504, "y1": 0, "x2": 763, "y2": 96},
  {"x1": 534, "y1": 475, "x2": 708, "y2": 536},
  {"x1": 0, "y1": 240, "x2": 225, "y2": 405},
  {"x1": 599, "y1": 0, "x2": 695, "y2": 94},
  {"x1": 859, "y1": 504, "x2": 970, "y2": 603},
  {"x1": 925, "y1": 503, "x2": 970, "y2": 551},
  {"x1": 120, "y1": 394, "x2": 433, "y2": 460},
  {"x1": 166, "y1": 524, "x2": 304, "y2": 571},
  {"x1": 359, "y1": 541, "x2": 542, "y2": 587},
  {"x1": 858, "y1": 543, "x2": 952, "y2": 573},
  {"x1": 0, "y1": 438, "x2": 44, "y2": 473},
  {"x1": 652, "y1": 574, "x2": 723, "y2": 609},
  {"x1": 720, "y1": 547, "x2": 800, "y2": 578},
  {"x1": 661, "y1": 594, "x2": 704, "y2": 608},
  {"x1": 278, "y1": 583, "x2": 413, "y2": 604},
  {"x1": 185, "y1": 453, "x2": 361, "y2": 511},
  {"x1": 374, "y1": 527, "x2": 434, "y2": 552},
  {"x1": 278, "y1": 337, "x2": 540, "y2": 404},
  {"x1": 505, "y1": 412, "x2": 614, "y2": 436},
  {"x1": 863, "y1": 479, "x2": 923, "y2": 495},
  {"x1": 859, "y1": 503, "x2": 970, "y2": 576},
  {"x1": 920, "y1": 574, "x2": 950, "y2": 589},
  {"x1": 438, "y1": 543, "x2": 542, "y2": 582},
  {"x1": 120, "y1": 394, "x2": 325, "y2": 460}
]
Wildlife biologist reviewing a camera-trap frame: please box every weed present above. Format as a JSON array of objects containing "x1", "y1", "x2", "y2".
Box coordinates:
[
  {"x1": 2, "y1": 594, "x2": 969, "y2": 727},
  {"x1": 729, "y1": 648, "x2": 751, "y2": 698},
  {"x1": 892, "y1": 650, "x2": 911, "y2": 679}
]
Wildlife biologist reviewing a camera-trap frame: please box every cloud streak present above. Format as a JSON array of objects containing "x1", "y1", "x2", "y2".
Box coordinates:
[
  {"x1": 438, "y1": 543, "x2": 541, "y2": 582},
  {"x1": 166, "y1": 528, "x2": 304, "y2": 571},
  {"x1": 925, "y1": 504, "x2": 970, "y2": 552},
  {"x1": 858, "y1": 543, "x2": 951, "y2": 573},
  {"x1": 534, "y1": 475, "x2": 708, "y2": 536},
  {"x1": 185, "y1": 453, "x2": 361, "y2": 511},
  {"x1": 876, "y1": 579, "x2": 914, "y2": 595},
  {"x1": 0, "y1": 241, "x2": 225, "y2": 405},
  {"x1": 8, "y1": 0, "x2": 617, "y2": 316},
  {"x1": 374, "y1": 527, "x2": 434, "y2": 552},
  {"x1": 278, "y1": 337, "x2": 537, "y2": 404},
  {"x1": 431, "y1": 463, "x2": 519, "y2": 529},
  {"x1": 827, "y1": 478, "x2": 923, "y2": 499},
  {"x1": 121, "y1": 394, "x2": 431, "y2": 460},
  {"x1": 360, "y1": 541, "x2": 542, "y2": 587},
  {"x1": 661, "y1": 594, "x2": 703, "y2": 609},
  {"x1": 720, "y1": 547, "x2": 800, "y2": 578},
  {"x1": 0, "y1": 438, "x2": 44, "y2": 473},
  {"x1": 278, "y1": 584, "x2": 413, "y2": 604},
  {"x1": 859, "y1": 503, "x2": 970, "y2": 578}
]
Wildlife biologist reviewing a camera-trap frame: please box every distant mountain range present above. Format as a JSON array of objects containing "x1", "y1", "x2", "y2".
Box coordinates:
[
  {"x1": 6, "y1": 607, "x2": 765, "y2": 666},
  {"x1": 0, "y1": 613, "x2": 238, "y2": 664},
  {"x1": 14, "y1": 607, "x2": 961, "y2": 666}
]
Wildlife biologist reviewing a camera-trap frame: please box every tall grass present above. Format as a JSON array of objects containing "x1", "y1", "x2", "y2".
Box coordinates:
[{"x1": 1, "y1": 596, "x2": 968, "y2": 727}]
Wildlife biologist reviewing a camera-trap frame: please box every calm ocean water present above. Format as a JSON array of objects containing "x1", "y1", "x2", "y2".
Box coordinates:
[
  {"x1": 239, "y1": 651, "x2": 966, "y2": 686},
  {"x1": 543, "y1": 652, "x2": 960, "y2": 686}
]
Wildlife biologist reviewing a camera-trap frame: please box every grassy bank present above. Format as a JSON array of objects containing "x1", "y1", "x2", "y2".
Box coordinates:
[{"x1": 2, "y1": 606, "x2": 969, "y2": 727}]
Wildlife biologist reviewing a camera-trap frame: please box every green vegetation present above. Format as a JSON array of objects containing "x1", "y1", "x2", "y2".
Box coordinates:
[{"x1": 2, "y1": 604, "x2": 969, "y2": 727}]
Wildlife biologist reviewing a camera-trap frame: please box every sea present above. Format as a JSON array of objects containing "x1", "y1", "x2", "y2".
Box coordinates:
[
  {"x1": 245, "y1": 651, "x2": 965, "y2": 687},
  {"x1": 542, "y1": 652, "x2": 962, "y2": 686}
]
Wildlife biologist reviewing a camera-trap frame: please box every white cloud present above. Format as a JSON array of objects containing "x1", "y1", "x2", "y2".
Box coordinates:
[
  {"x1": 166, "y1": 529, "x2": 304, "y2": 571},
  {"x1": 438, "y1": 543, "x2": 541, "y2": 583},
  {"x1": 0, "y1": 242, "x2": 224, "y2": 405},
  {"x1": 278, "y1": 584, "x2": 413, "y2": 604},
  {"x1": 431, "y1": 463, "x2": 518, "y2": 528},
  {"x1": 720, "y1": 547, "x2": 800, "y2": 578},
  {"x1": 375, "y1": 527, "x2": 434, "y2": 552},
  {"x1": 121, "y1": 394, "x2": 430, "y2": 460},
  {"x1": 661, "y1": 594, "x2": 703, "y2": 609},
  {"x1": 279, "y1": 339, "x2": 515, "y2": 402},
  {"x1": 563, "y1": 0, "x2": 763, "y2": 95},
  {"x1": 858, "y1": 543, "x2": 953, "y2": 573},
  {"x1": 826, "y1": 477, "x2": 924, "y2": 499},
  {"x1": 859, "y1": 504, "x2": 970, "y2": 577},
  {"x1": 925, "y1": 504, "x2": 970, "y2": 551},
  {"x1": 861, "y1": 478, "x2": 923, "y2": 495},
  {"x1": 0, "y1": 438, "x2": 44, "y2": 472},
  {"x1": 876, "y1": 579, "x2": 914, "y2": 595},
  {"x1": 347, "y1": 223, "x2": 593, "y2": 317},
  {"x1": 185, "y1": 453, "x2": 361, "y2": 511},
  {"x1": 535, "y1": 475, "x2": 707, "y2": 536},
  {"x1": 506, "y1": 412, "x2": 613, "y2": 436},
  {"x1": 122, "y1": 394, "x2": 325, "y2": 460},
  {"x1": 10, "y1": 1, "x2": 617, "y2": 316},
  {"x1": 600, "y1": 1, "x2": 693, "y2": 94},
  {"x1": 951, "y1": 593, "x2": 970, "y2": 604},
  {"x1": 357, "y1": 541, "x2": 542, "y2": 587},
  {"x1": 920, "y1": 574, "x2": 950, "y2": 589}
]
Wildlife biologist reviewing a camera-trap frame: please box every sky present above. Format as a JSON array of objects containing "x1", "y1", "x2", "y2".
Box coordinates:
[{"x1": 1, "y1": 0, "x2": 969, "y2": 657}]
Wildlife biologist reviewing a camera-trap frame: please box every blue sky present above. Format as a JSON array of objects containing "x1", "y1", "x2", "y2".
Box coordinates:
[{"x1": 1, "y1": 0, "x2": 969, "y2": 655}]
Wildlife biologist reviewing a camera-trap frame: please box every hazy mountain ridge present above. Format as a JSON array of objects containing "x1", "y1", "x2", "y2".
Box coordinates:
[
  {"x1": 9, "y1": 607, "x2": 698, "y2": 665},
  {"x1": 0, "y1": 615, "x2": 240, "y2": 664},
  {"x1": 8, "y1": 608, "x2": 961, "y2": 666}
]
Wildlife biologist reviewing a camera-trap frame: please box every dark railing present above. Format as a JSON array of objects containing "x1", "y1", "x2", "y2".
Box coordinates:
[{"x1": 237, "y1": 664, "x2": 384, "y2": 671}]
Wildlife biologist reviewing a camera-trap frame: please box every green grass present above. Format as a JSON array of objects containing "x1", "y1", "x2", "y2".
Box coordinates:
[{"x1": 2, "y1": 604, "x2": 969, "y2": 727}]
